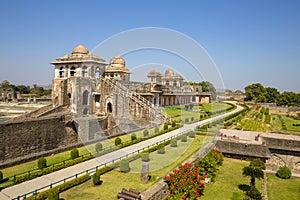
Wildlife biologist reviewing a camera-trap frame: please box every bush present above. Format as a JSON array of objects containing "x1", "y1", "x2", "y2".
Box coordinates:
[
  {"x1": 181, "y1": 135, "x2": 187, "y2": 142},
  {"x1": 143, "y1": 129, "x2": 149, "y2": 137},
  {"x1": 120, "y1": 160, "x2": 130, "y2": 173},
  {"x1": 0, "y1": 171, "x2": 3, "y2": 180},
  {"x1": 92, "y1": 170, "x2": 102, "y2": 185},
  {"x1": 188, "y1": 131, "x2": 195, "y2": 138},
  {"x1": 95, "y1": 143, "x2": 103, "y2": 153},
  {"x1": 48, "y1": 188, "x2": 59, "y2": 200},
  {"x1": 246, "y1": 187, "x2": 262, "y2": 200},
  {"x1": 171, "y1": 121, "x2": 176, "y2": 127},
  {"x1": 276, "y1": 166, "x2": 291, "y2": 179},
  {"x1": 185, "y1": 118, "x2": 189, "y2": 123},
  {"x1": 170, "y1": 139, "x2": 177, "y2": 147},
  {"x1": 70, "y1": 148, "x2": 79, "y2": 159},
  {"x1": 157, "y1": 146, "x2": 165, "y2": 154},
  {"x1": 131, "y1": 133, "x2": 137, "y2": 141},
  {"x1": 141, "y1": 153, "x2": 150, "y2": 162},
  {"x1": 191, "y1": 117, "x2": 194, "y2": 122},
  {"x1": 164, "y1": 122, "x2": 168, "y2": 130},
  {"x1": 38, "y1": 157, "x2": 47, "y2": 169},
  {"x1": 154, "y1": 127, "x2": 159, "y2": 133},
  {"x1": 115, "y1": 137, "x2": 122, "y2": 146}
]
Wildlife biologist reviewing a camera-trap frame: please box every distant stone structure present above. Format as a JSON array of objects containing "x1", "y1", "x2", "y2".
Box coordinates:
[{"x1": 0, "y1": 87, "x2": 20, "y2": 102}]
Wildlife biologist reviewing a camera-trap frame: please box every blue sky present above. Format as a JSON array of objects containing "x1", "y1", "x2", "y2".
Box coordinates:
[{"x1": 0, "y1": 0, "x2": 299, "y2": 92}]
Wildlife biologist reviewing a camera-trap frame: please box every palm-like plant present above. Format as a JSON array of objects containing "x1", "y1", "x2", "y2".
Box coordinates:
[{"x1": 242, "y1": 165, "x2": 264, "y2": 188}]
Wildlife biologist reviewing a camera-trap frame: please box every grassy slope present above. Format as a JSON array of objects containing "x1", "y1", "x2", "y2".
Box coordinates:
[{"x1": 267, "y1": 174, "x2": 300, "y2": 200}]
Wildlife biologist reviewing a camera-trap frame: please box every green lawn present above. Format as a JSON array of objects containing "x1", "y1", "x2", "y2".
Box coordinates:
[
  {"x1": 267, "y1": 174, "x2": 300, "y2": 200},
  {"x1": 201, "y1": 158, "x2": 263, "y2": 200},
  {"x1": 60, "y1": 136, "x2": 205, "y2": 200}
]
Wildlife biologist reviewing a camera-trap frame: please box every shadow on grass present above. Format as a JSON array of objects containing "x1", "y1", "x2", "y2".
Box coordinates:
[{"x1": 238, "y1": 184, "x2": 251, "y2": 192}]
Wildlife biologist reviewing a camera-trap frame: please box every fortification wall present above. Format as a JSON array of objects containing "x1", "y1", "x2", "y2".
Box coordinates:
[{"x1": 0, "y1": 115, "x2": 78, "y2": 163}]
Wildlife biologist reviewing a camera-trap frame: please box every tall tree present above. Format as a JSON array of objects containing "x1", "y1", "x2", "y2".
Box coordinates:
[
  {"x1": 265, "y1": 87, "x2": 280, "y2": 103},
  {"x1": 244, "y1": 83, "x2": 266, "y2": 102},
  {"x1": 200, "y1": 81, "x2": 216, "y2": 100},
  {"x1": 242, "y1": 165, "x2": 264, "y2": 188}
]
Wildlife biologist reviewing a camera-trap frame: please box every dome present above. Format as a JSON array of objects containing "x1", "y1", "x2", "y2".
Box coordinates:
[
  {"x1": 165, "y1": 68, "x2": 174, "y2": 76},
  {"x1": 109, "y1": 56, "x2": 125, "y2": 68},
  {"x1": 72, "y1": 45, "x2": 89, "y2": 54},
  {"x1": 148, "y1": 69, "x2": 160, "y2": 76}
]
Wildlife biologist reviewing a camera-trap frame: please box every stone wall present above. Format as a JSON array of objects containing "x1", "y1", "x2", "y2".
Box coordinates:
[
  {"x1": 215, "y1": 140, "x2": 271, "y2": 158},
  {"x1": 261, "y1": 136, "x2": 300, "y2": 152},
  {"x1": 0, "y1": 115, "x2": 78, "y2": 163}
]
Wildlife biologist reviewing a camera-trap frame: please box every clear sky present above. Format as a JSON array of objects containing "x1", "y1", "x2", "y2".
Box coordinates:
[{"x1": 0, "y1": 0, "x2": 299, "y2": 92}]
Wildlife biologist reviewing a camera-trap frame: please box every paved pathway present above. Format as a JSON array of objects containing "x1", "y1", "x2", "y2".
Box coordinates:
[{"x1": 0, "y1": 105, "x2": 243, "y2": 200}]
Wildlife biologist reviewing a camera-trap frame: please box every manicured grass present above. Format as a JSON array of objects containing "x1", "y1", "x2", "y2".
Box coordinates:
[
  {"x1": 201, "y1": 157, "x2": 263, "y2": 200},
  {"x1": 281, "y1": 116, "x2": 300, "y2": 132},
  {"x1": 60, "y1": 136, "x2": 205, "y2": 200},
  {"x1": 267, "y1": 174, "x2": 300, "y2": 200}
]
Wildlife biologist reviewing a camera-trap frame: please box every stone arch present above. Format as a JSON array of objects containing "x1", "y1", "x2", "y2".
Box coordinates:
[
  {"x1": 82, "y1": 90, "x2": 89, "y2": 105},
  {"x1": 70, "y1": 66, "x2": 76, "y2": 77},
  {"x1": 59, "y1": 66, "x2": 65, "y2": 78}
]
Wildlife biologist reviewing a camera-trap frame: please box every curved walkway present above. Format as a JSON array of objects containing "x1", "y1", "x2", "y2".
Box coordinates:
[{"x1": 0, "y1": 104, "x2": 243, "y2": 200}]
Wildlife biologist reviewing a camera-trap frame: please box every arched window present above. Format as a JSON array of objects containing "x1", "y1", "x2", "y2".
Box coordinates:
[
  {"x1": 95, "y1": 67, "x2": 101, "y2": 79},
  {"x1": 82, "y1": 66, "x2": 88, "y2": 77},
  {"x1": 107, "y1": 102, "x2": 112, "y2": 113},
  {"x1": 83, "y1": 90, "x2": 89, "y2": 105},
  {"x1": 173, "y1": 81, "x2": 177, "y2": 86},
  {"x1": 166, "y1": 80, "x2": 169, "y2": 86},
  {"x1": 59, "y1": 67, "x2": 65, "y2": 78},
  {"x1": 70, "y1": 66, "x2": 76, "y2": 77}
]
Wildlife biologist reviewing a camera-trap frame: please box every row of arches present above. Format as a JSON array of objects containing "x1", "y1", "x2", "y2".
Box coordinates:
[{"x1": 59, "y1": 66, "x2": 102, "y2": 78}]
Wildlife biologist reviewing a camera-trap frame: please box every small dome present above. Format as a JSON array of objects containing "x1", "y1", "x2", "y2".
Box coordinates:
[
  {"x1": 165, "y1": 68, "x2": 174, "y2": 75},
  {"x1": 72, "y1": 45, "x2": 89, "y2": 54},
  {"x1": 148, "y1": 69, "x2": 160, "y2": 75},
  {"x1": 110, "y1": 56, "x2": 125, "y2": 68}
]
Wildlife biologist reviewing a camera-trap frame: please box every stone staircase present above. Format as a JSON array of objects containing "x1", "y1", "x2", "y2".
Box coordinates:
[{"x1": 101, "y1": 77, "x2": 167, "y2": 124}]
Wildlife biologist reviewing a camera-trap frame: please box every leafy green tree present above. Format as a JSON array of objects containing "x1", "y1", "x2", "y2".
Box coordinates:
[
  {"x1": 242, "y1": 165, "x2": 264, "y2": 188},
  {"x1": 245, "y1": 83, "x2": 266, "y2": 102},
  {"x1": 250, "y1": 159, "x2": 265, "y2": 170},
  {"x1": 265, "y1": 87, "x2": 280, "y2": 103},
  {"x1": 30, "y1": 84, "x2": 44, "y2": 97},
  {"x1": 277, "y1": 92, "x2": 300, "y2": 107},
  {"x1": 200, "y1": 81, "x2": 216, "y2": 100},
  {"x1": 15, "y1": 85, "x2": 30, "y2": 94}
]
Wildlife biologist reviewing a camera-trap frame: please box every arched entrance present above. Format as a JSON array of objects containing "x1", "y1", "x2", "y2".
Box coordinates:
[{"x1": 107, "y1": 102, "x2": 112, "y2": 113}]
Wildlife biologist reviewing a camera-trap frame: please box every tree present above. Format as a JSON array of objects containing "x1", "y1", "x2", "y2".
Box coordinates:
[
  {"x1": 250, "y1": 159, "x2": 265, "y2": 170},
  {"x1": 265, "y1": 87, "x2": 279, "y2": 103},
  {"x1": 244, "y1": 83, "x2": 266, "y2": 102},
  {"x1": 30, "y1": 84, "x2": 44, "y2": 97},
  {"x1": 242, "y1": 165, "x2": 264, "y2": 188},
  {"x1": 200, "y1": 81, "x2": 217, "y2": 100},
  {"x1": 277, "y1": 92, "x2": 300, "y2": 107},
  {"x1": 115, "y1": 137, "x2": 122, "y2": 146},
  {"x1": 37, "y1": 157, "x2": 47, "y2": 169},
  {"x1": 131, "y1": 133, "x2": 137, "y2": 141}
]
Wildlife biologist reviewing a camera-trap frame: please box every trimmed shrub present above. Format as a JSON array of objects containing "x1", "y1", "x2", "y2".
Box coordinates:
[
  {"x1": 157, "y1": 147, "x2": 165, "y2": 154},
  {"x1": 0, "y1": 171, "x2": 3, "y2": 180},
  {"x1": 246, "y1": 187, "x2": 262, "y2": 200},
  {"x1": 143, "y1": 129, "x2": 149, "y2": 137},
  {"x1": 70, "y1": 148, "x2": 79, "y2": 159},
  {"x1": 38, "y1": 157, "x2": 47, "y2": 169},
  {"x1": 185, "y1": 118, "x2": 189, "y2": 123},
  {"x1": 48, "y1": 188, "x2": 59, "y2": 200},
  {"x1": 141, "y1": 153, "x2": 150, "y2": 162},
  {"x1": 170, "y1": 139, "x2": 177, "y2": 147},
  {"x1": 191, "y1": 117, "x2": 194, "y2": 122},
  {"x1": 171, "y1": 121, "x2": 176, "y2": 127},
  {"x1": 131, "y1": 133, "x2": 137, "y2": 141},
  {"x1": 188, "y1": 131, "x2": 195, "y2": 138},
  {"x1": 95, "y1": 143, "x2": 103, "y2": 153},
  {"x1": 120, "y1": 160, "x2": 130, "y2": 173},
  {"x1": 154, "y1": 127, "x2": 159, "y2": 133},
  {"x1": 164, "y1": 123, "x2": 168, "y2": 130},
  {"x1": 276, "y1": 166, "x2": 291, "y2": 179},
  {"x1": 92, "y1": 170, "x2": 102, "y2": 185},
  {"x1": 115, "y1": 137, "x2": 122, "y2": 146},
  {"x1": 181, "y1": 135, "x2": 187, "y2": 142}
]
